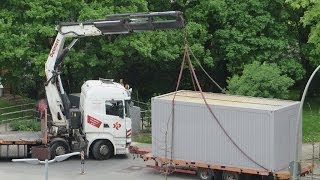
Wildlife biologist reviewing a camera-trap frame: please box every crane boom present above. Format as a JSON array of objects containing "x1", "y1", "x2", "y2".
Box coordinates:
[
  {"x1": 57, "y1": 11, "x2": 184, "y2": 37},
  {"x1": 44, "y1": 11, "x2": 185, "y2": 135}
]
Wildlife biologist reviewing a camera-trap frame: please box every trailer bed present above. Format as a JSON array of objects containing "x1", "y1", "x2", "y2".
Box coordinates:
[
  {"x1": 142, "y1": 153, "x2": 313, "y2": 179},
  {"x1": 0, "y1": 110, "x2": 48, "y2": 145},
  {"x1": 129, "y1": 146, "x2": 313, "y2": 180},
  {"x1": 0, "y1": 131, "x2": 44, "y2": 144}
]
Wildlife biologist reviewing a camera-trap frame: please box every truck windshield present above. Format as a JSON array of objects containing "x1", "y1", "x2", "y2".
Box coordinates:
[
  {"x1": 105, "y1": 100, "x2": 124, "y2": 118},
  {"x1": 125, "y1": 100, "x2": 131, "y2": 118}
]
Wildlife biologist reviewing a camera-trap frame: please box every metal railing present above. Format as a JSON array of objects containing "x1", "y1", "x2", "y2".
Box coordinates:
[
  {"x1": 0, "y1": 102, "x2": 39, "y2": 132},
  {"x1": 131, "y1": 99, "x2": 151, "y2": 131},
  {"x1": 141, "y1": 110, "x2": 151, "y2": 131}
]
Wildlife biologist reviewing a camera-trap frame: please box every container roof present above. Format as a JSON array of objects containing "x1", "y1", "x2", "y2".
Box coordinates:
[{"x1": 154, "y1": 90, "x2": 299, "y2": 111}]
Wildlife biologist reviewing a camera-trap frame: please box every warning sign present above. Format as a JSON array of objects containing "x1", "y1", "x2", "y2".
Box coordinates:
[{"x1": 87, "y1": 115, "x2": 102, "y2": 128}]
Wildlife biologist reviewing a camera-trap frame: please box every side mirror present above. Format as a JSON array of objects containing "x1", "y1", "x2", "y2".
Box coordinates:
[{"x1": 119, "y1": 112, "x2": 124, "y2": 118}]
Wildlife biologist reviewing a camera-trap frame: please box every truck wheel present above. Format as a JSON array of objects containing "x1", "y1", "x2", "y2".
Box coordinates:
[
  {"x1": 197, "y1": 168, "x2": 213, "y2": 180},
  {"x1": 222, "y1": 171, "x2": 240, "y2": 180},
  {"x1": 92, "y1": 140, "x2": 113, "y2": 160},
  {"x1": 50, "y1": 141, "x2": 69, "y2": 159}
]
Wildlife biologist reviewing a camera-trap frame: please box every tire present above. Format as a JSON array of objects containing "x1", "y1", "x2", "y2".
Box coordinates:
[
  {"x1": 222, "y1": 171, "x2": 240, "y2": 180},
  {"x1": 197, "y1": 168, "x2": 213, "y2": 180},
  {"x1": 50, "y1": 141, "x2": 69, "y2": 159},
  {"x1": 214, "y1": 170, "x2": 223, "y2": 180},
  {"x1": 92, "y1": 140, "x2": 114, "y2": 160}
]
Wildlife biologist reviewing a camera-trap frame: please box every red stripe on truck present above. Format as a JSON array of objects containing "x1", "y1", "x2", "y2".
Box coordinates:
[
  {"x1": 87, "y1": 115, "x2": 102, "y2": 128},
  {"x1": 126, "y1": 129, "x2": 132, "y2": 137}
]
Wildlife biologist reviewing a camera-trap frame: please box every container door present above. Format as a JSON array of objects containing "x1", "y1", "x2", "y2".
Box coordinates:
[{"x1": 104, "y1": 100, "x2": 126, "y2": 138}]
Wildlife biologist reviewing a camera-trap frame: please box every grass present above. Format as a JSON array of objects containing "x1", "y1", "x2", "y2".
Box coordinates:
[
  {"x1": 0, "y1": 98, "x2": 14, "y2": 121},
  {"x1": 0, "y1": 98, "x2": 12, "y2": 107},
  {"x1": 9, "y1": 119, "x2": 40, "y2": 131},
  {"x1": 302, "y1": 98, "x2": 320, "y2": 143},
  {"x1": 132, "y1": 132, "x2": 152, "y2": 144},
  {"x1": 286, "y1": 90, "x2": 320, "y2": 142},
  {"x1": 0, "y1": 97, "x2": 40, "y2": 131}
]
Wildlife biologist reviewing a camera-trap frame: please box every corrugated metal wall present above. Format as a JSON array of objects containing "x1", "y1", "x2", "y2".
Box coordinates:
[
  {"x1": 152, "y1": 91, "x2": 300, "y2": 172},
  {"x1": 130, "y1": 106, "x2": 141, "y2": 133},
  {"x1": 273, "y1": 104, "x2": 302, "y2": 170}
]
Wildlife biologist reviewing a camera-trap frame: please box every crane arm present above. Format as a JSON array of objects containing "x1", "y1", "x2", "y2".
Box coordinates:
[
  {"x1": 57, "y1": 11, "x2": 184, "y2": 37},
  {"x1": 44, "y1": 11, "x2": 185, "y2": 135}
]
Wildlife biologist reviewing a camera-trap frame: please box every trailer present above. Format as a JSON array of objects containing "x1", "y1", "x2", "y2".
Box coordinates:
[
  {"x1": 130, "y1": 146, "x2": 313, "y2": 180},
  {"x1": 130, "y1": 90, "x2": 314, "y2": 180}
]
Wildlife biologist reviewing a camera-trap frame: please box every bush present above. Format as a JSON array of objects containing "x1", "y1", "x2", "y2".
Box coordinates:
[
  {"x1": 227, "y1": 61, "x2": 294, "y2": 99},
  {"x1": 10, "y1": 120, "x2": 40, "y2": 131},
  {"x1": 132, "y1": 133, "x2": 152, "y2": 144}
]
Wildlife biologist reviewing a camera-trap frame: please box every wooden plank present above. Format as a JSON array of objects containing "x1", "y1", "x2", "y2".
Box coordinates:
[
  {"x1": 0, "y1": 131, "x2": 43, "y2": 145},
  {"x1": 129, "y1": 146, "x2": 151, "y2": 155},
  {"x1": 14, "y1": 141, "x2": 38, "y2": 145},
  {"x1": 146, "y1": 165, "x2": 197, "y2": 175},
  {"x1": 143, "y1": 154, "x2": 313, "y2": 178},
  {"x1": 274, "y1": 163, "x2": 314, "y2": 180},
  {"x1": 0, "y1": 140, "x2": 13, "y2": 145},
  {"x1": 143, "y1": 154, "x2": 269, "y2": 176}
]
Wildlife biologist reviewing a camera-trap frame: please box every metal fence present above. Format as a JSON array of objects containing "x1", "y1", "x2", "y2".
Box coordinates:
[
  {"x1": 131, "y1": 100, "x2": 151, "y2": 132},
  {"x1": 0, "y1": 102, "x2": 39, "y2": 132}
]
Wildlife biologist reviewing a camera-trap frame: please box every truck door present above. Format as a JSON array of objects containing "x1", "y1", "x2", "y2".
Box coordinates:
[{"x1": 104, "y1": 100, "x2": 126, "y2": 138}]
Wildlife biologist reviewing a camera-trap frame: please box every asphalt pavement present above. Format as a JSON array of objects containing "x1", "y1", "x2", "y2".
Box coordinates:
[
  {"x1": 0, "y1": 143, "x2": 320, "y2": 180},
  {"x1": 0, "y1": 141, "x2": 198, "y2": 180},
  {"x1": 0, "y1": 152, "x2": 197, "y2": 180}
]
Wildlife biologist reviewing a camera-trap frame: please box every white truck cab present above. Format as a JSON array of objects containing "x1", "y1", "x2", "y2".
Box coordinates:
[{"x1": 79, "y1": 79, "x2": 132, "y2": 159}]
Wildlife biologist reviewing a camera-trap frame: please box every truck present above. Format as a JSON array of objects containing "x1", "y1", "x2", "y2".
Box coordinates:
[{"x1": 0, "y1": 11, "x2": 185, "y2": 160}]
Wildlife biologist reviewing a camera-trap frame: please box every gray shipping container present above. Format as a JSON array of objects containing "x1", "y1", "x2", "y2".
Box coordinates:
[{"x1": 152, "y1": 90, "x2": 301, "y2": 172}]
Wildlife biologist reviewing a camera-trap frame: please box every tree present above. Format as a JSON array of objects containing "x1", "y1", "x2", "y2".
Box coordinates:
[
  {"x1": 209, "y1": 0, "x2": 305, "y2": 82},
  {"x1": 286, "y1": 0, "x2": 320, "y2": 96},
  {"x1": 286, "y1": 0, "x2": 320, "y2": 64},
  {"x1": 148, "y1": 0, "x2": 306, "y2": 92},
  {"x1": 0, "y1": 0, "x2": 315, "y2": 100},
  {"x1": 227, "y1": 61, "x2": 294, "y2": 98}
]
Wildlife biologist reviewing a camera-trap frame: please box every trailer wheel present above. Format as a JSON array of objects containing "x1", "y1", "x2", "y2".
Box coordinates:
[
  {"x1": 222, "y1": 171, "x2": 240, "y2": 180},
  {"x1": 197, "y1": 168, "x2": 213, "y2": 180},
  {"x1": 50, "y1": 141, "x2": 69, "y2": 159},
  {"x1": 92, "y1": 140, "x2": 113, "y2": 160}
]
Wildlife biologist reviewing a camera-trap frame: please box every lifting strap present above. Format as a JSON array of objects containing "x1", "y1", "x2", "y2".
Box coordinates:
[{"x1": 169, "y1": 31, "x2": 268, "y2": 171}]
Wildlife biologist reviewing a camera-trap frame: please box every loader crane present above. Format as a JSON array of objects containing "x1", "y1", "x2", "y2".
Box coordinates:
[{"x1": 44, "y1": 11, "x2": 184, "y2": 159}]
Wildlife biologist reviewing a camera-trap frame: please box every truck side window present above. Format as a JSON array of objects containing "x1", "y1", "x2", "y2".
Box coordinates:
[
  {"x1": 125, "y1": 100, "x2": 131, "y2": 118},
  {"x1": 105, "y1": 100, "x2": 124, "y2": 118}
]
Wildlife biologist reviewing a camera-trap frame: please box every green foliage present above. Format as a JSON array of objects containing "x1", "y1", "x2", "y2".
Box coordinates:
[
  {"x1": 302, "y1": 97, "x2": 320, "y2": 143},
  {"x1": 0, "y1": 0, "x2": 319, "y2": 141},
  {"x1": 0, "y1": 0, "x2": 317, "y2": 100},
  {"x1": 10, "y1": 120, "x2": 40, "y2": 131},
  {"x1": 287, "y1": 0, "x2": 320, "y2": 65},
  {"x1": 303, "y1": 5, "x2": 320, "y2": 56},
  {"x1": 0, "y1": 97, "x2": 39, "y2": 131},
  {"x1": 207, "y1": 0, "x2": 305, "y2": 81},
  {"x1": 0, "y1": 98, "x2": 12, "y2": 108},
  {"x1": 132, "y1": 133, "x2": 152, "y2": 144},
  {"x1": 227, "y1": 61, "x2": 294, "y2": 98}
]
